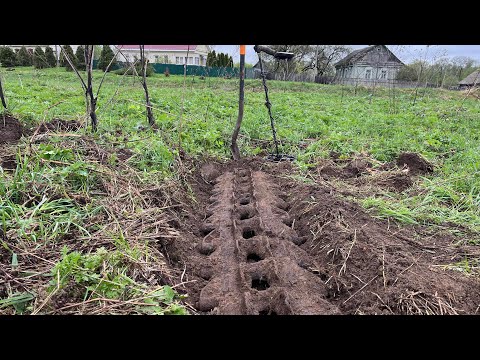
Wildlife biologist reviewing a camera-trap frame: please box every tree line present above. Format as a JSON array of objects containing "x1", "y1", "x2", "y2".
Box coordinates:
[
  {"x1": 206, "y1": 50, "x2": 234, "y2": 67},
  {"x1": 396, "y1": 56, "x2": 479, "y2": 87},
  {"x1": 0, "y1": 45, "x2": 117, "y2": 72}
]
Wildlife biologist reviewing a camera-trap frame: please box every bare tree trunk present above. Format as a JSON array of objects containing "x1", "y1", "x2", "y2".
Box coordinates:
[
  {"x1": 85, "y1": 45, "x2": 98, "y2": 132},
  {"x1": 412, "y1": 64, "x2": 423, "y2": 106},
  {"x1": 0, "y1": 76, "x2": 7, "y2": 109},
  {"x1": 231, "y1": 45, "x2": 246, "y2": 160},
  {"x1": 139, "y1": 46, "x2": 155, "y2": 127},
  {"x1": 55, "y1": 45, "x2": 59, "y2": 67}
]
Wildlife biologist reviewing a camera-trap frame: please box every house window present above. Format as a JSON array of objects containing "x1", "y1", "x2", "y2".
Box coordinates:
[
  {"x1": 188, "y1": 57, "x2": 193, "y2": 64},
  {"x1": 155, "y1": 55, "x2": 159, "y2": 63},
  {"x1": 176, "y1": 56, "x2": 183, "y2": 64},
  {"x1": 381, "y1": 70, "x2": 387, "y2": 79},
  {"x1": 195, "y1": 57, "x2": 199, "y2": 65},
  {"x1": 365, "y1": 69, "x2": 371, "y2": 79},
  {"x1": 164, "y1": 55, "x2": 168, "y2": 64}
]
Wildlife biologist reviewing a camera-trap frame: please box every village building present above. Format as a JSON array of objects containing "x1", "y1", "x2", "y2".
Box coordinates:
[{"x1": 334, "y1": 45, "x2": 404, "y2": 85}]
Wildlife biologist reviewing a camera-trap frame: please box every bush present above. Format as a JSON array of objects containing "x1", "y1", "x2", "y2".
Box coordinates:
[
  {"x1": 45, "y1": 46, "x2": 57, "y2": 67},
  {"x1": 114, "y1": 63, "x2": 155, "y2": 77},
  {"x1": 33, "y1": 46, "x2": 47, "y2": 69},
  {"x1": 98, "y1": 45, "x2": 116, "y2": 72},
  {"x1": 61, "y1": 45, "x2": 77, "y2": 71},
  {"x1": 16, "y1": 46, "x2": 32, "y2": 66},
  {"x1": 76, "y1": 45, "x2": 86, "y2": 70},
  {"x1": 0, "y1": 47, "x2": 17, "y2": 67}
]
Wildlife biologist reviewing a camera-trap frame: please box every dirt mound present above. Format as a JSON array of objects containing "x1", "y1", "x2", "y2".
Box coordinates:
[
  {"x1": 165, "y1": 157, "x2": 480, "y2": 314},
  {"x1": 351, "y1": 171, "x2": 413, "y2": 193},
  {"x1": 317, "y1": 158, "x2": 372, "y2": 180},
  {"x1": 36, "y1": 119, "x2": 80, "y2": 134},
  {"x1": 0, "y1": 115, "x2": 23, "y2": 144},
  {"x1": 396, "y1": 152, "x2": 434, "y2": 175}
]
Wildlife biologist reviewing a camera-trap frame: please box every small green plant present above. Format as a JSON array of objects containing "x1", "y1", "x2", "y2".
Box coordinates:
[
  {"x1": 0, "y1": 291, "x2": 35, "y2": 314},
  {"x1": 38, "y1": 144, "x2": 75, "y2": 162},
  {"x1": 49, "y1": 246, "x2": 188, "y2": 314}
]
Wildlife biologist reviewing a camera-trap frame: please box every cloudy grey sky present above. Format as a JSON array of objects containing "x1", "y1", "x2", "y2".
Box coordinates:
[{"x1": 212, "y1": 45, "x2": 480, "y2": 65}]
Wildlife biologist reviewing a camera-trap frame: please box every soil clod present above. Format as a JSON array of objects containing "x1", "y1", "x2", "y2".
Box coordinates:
[{"x1": 396, "y1": 152, "x2": 434, "y2": 175}]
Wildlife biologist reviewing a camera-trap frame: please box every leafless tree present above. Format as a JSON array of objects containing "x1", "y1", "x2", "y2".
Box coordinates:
[
  {"x1": 412, "y1": 46, "x2": 430, "y2": 106},
  {"x1": 60, "y1": 45, "x2": 120, "y2": 132},
  {"x1": 139, "y1": 45, "x2": 155, "y2": 127},
  {"x1": 303, "y1": 45, "x2": 351, "y2": 77}
]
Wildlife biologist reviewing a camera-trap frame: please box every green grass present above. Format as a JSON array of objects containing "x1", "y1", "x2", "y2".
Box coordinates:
[{"x1": 1, "y1": 66, "x2": 480, "y2": 312}]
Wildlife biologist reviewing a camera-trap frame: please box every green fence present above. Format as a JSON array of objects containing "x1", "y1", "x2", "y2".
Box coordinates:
[{"x1": 92, "y1": 60, "x2": 240, "y2": 78}]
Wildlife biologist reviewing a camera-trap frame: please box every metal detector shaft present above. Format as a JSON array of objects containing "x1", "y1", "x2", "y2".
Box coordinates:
[
  {"x1": 230, "y1": 45, "x2": 246, "y2": 160},
  {"x1": 258, "y1": 52, "x2": 280, "y2": 157}
]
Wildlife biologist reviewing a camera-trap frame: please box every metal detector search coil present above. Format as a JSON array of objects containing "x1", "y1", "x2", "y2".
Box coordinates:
[{"x1": 266, "y1": 154, "x2": 295, "y2": 162}]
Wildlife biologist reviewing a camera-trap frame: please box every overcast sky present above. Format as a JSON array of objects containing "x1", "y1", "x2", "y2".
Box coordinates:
[{"x1": 212, "y1": 45, "x2": 480, "y2": 65}]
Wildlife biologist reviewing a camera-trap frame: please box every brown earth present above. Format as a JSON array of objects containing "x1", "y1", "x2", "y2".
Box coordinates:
[
  {"x1": 164, "y1": 157, "x2": 480, "y2": 315},
  {"x1": 316, "y1": 157, "x2": 413, "y2": 193},
  {"x1": 36, "y1": 119, "x2": 81, "y2": 134},
  {"x1": 0, "y1": 115, "x2": 23, "y2": 144},
  {"x1": 396, "y1": 152, "x2": 434, "y2": 175},
  {"x1": 1, "y1": 154, "x2": 16, "y2": 170}
]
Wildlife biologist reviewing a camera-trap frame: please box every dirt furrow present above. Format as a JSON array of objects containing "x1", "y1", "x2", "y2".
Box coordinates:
[{"x1": 196, "y1": 167, "x2": 340, "y2": 314}]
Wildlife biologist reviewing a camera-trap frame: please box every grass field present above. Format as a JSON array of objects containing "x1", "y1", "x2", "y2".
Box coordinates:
[{"x1": 1, "y1": 66, "x2": 479, "y2": 314}]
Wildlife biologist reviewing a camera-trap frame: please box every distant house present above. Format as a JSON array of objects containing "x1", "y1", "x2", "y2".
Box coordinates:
[
  {"x1": 334, "y1": 45, "x2": 404, "y2": 85},
  {"x1": 458, "y1": 70, "x2": 480, "y2": 90},
  {"x1": 116, "y1": 45, "x2": 210, "y2": 66}
]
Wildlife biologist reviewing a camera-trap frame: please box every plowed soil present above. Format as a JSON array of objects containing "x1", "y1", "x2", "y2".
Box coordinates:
[
  {"x1": 165, "y1": 157, "x2": 480, "y2": 315},
  {"x1": 0, "y1": 115, "x2": 23, "y2": 144},
  {"x1": 36, "y1": 119, "x2": 81, "y2": 134}
]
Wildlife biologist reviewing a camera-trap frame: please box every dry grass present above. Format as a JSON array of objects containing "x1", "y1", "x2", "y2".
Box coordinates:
[{"x1": 0, "y1": 129, "x2": 190, "y2": 315}]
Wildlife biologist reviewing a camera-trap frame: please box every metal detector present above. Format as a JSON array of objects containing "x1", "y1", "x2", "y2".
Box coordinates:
[{"x1": 253, "y1": 45, "x2": 295, "y2": 162}]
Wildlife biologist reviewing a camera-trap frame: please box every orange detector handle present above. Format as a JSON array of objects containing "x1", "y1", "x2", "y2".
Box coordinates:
[{"x1": 240, "y1": 45, "x2": 246, "y2": 55}]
